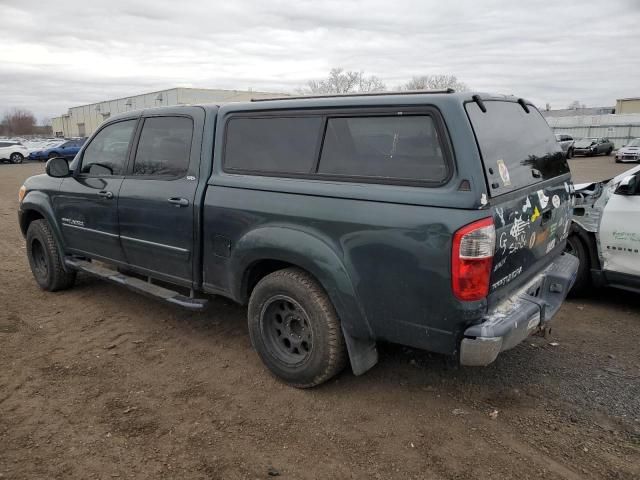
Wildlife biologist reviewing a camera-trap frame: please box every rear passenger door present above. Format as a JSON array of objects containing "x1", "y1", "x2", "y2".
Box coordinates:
[{"x1": 117, "y1": 110, "x2": 203, "y2": 286}]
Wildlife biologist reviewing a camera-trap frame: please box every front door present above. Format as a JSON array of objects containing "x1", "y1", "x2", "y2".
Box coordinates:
[
  {"x1": 117, "y1": 113, "x2": 202, "y2": 286},
  {"x1": 53, "y1": 119, "x2": 138, "y2": 262}
]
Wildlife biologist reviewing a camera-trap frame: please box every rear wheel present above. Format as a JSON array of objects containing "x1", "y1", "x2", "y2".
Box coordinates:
[
  {"x1": 26, "y1": 219, "x2": 76, "y2": 291},
  {"x1": 248, "y1": 268, "x2": 347, "y2": 388},
  {"x1": 565, "y1": 234, "x2": 590, "y2": 296},
  {"x1": 9, "y1": 153, "x2": 24, "y2": 164},
  {"x1": 606, "y1": 147, "x2": 613, "y2": 156}
]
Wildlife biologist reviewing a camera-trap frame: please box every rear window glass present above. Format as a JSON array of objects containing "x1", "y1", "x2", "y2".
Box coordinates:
[
  {"x1": 466, "y1": 100, "x2": 569, "y2": 196},
  {"x1": 318, "y1": 115, "x2": 447, "y2": 182},
  {"x1": 224, "y1": 117, "x2": 322, "y2": 173}
]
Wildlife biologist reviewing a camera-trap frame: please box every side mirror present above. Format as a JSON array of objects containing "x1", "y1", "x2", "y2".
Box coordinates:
[
  {"x1": 46, "y1": 157, "x2": 70, "y2": 178},
  {"x1": 614, "y1": 175, "x2": 638, "y2": 196}
]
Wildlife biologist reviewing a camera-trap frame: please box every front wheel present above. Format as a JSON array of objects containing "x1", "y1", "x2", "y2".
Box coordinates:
[
  {"x1": 10, "y1": 153, "x2": 24, "y2": 164},
  {"x1": 47, "y1": 152, "x2": 59, "y2": 160},
  {"x1": 565, "y1": 234, "x2": 590, "y2": 296},
  {"x1": 248, "y1": 268, "x2": 347, "y2": 388},
  {"x1": 26, "y1": 219, "x2": 76, "y2": 291}
]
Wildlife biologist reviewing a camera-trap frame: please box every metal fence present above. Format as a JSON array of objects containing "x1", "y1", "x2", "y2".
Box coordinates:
[{"x1": 545, "y1": 114, "x2": 640, "y2": 149}]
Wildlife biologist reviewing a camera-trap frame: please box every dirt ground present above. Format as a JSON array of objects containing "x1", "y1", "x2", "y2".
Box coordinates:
[{"x1": 1, "y1": 157, "x2": 639, "y2": 480}]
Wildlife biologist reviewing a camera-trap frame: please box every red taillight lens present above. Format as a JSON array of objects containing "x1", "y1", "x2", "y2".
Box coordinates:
[{"x1": 452, "y1": 217, "x2": 495, "y2": 301}]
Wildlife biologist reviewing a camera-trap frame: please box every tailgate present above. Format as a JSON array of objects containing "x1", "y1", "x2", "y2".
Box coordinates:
[
  {"x1": 464, "y1": 97, "x2": 573, "y2": 300},
  {"x1": 490, "y1": 181, "x2": 573, "y2": 298}
]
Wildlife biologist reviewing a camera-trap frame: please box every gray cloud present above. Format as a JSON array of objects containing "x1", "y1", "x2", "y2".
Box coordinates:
[{"x1": 1, "y1": 0, "x2": 639, "y2": 120}]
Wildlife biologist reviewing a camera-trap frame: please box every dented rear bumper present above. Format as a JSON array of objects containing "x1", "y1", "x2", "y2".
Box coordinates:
[{"x1": 460, "y1": 253, "x2": 579, "y2": 366}]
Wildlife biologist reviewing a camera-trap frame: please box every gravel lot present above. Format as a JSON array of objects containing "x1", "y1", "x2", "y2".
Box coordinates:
[{"x1": 1, "y1": 156, "x2": 639, "y2": 479}]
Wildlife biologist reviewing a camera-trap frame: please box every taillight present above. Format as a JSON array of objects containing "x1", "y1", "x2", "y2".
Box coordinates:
[{"x1": 451, "y1": 217, "x2": 495, "y2": 301}]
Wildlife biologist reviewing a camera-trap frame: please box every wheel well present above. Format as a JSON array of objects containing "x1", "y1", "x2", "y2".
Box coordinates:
[
  {"x1": 570, "y1": 225, "x2": 601, "y2": 270},
  {"x1": 20, "y1": 209, "x2": 44, "y2": 236},
  {"x1": 242, "y1": 259, "x2": 296, "y2": 302}
]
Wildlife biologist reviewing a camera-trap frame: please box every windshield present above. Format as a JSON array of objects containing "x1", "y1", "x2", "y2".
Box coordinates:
[
  {"x1": 575, "y1": 138, "x2": 596, "y2": 147},
  {"x1": 466, "y1": 100, "x2": 568, "y2": 196},
  {"x1": 627, "y1": 139, "x2": 640, "y2": 147}
]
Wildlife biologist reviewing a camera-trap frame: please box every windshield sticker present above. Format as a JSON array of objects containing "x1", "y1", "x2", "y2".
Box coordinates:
[
  {"x1": 497, "y1": 159, "x2": 511, "y2": 186},
  {"x1": 530, "y1": 206, "x2": 541, "y2": 222},
  {"x1": 537, "y1": 190, "x2": 549, "y2": 209},
  {"x1": 522, "y1": 197, "x2": 532, "y2": 212},
  {"x1": 552, "y1": 195, "x2": 561, "y2": 209},
  {"x1": 492, "y1": 266, "x2": 523, "y2": 290}
]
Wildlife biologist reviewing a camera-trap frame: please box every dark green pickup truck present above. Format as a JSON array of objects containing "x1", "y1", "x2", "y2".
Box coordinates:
[{"x1": 18, "y1": 91, "x2": 578, "y2": 387}]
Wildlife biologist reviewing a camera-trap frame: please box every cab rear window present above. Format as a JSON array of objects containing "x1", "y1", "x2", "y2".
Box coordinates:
[{"x1": 466, "y1": 100, "x2": 569, "y2": 196}]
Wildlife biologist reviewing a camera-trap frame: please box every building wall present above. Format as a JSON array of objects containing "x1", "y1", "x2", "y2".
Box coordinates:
[
  {"x1": 616, "y1": 98, "x2": 640, "y2": 115},
  {"x1": 547, "y1": 114, "x2": 640, "y2": 149},
  {"x1": 51, "y1": 87, "x2": 284, "y2": 138}
]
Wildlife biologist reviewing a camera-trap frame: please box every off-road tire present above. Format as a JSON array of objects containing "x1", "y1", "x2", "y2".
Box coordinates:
[
  {"x1": 248, "y1": 267, "x2": 347, "y2": 388},
  {"x1": 566, "y1": 234, "x2": 590, "y2": 296},
  {"x1": 26, "y1": 219, "x2": 76, "y2": 291}
]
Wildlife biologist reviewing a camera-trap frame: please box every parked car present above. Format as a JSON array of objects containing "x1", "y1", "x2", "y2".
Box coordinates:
[
  {"x1": 0, "y1": 140, "x2": 29, "y2": 164},
  {"x1": 555, "y1": 133, "x2": 575, "y2": 158},
  {"x1": 572, "y1": 137, "x2": 614, "y2": 157},
  {"x1": 567, "y1": 165, "x2": 640, "y2": 294},
  {"x1": 17, "y1": 92, "x2": 578, "y2": 387},
  {"x1": 28, "y1": 139, "x2": 86, "y2": 162},
  {"x1": 614, "y1": 138, "x2": 640, "y2": 163}
]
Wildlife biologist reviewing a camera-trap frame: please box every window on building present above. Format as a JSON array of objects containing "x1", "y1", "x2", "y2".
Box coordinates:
[
  {"x1": 132, "y1": 117, "x2": 193, "y2": 177},
  {"x1": 318, "y1": 115, "x2": 448, "y2": 182}
]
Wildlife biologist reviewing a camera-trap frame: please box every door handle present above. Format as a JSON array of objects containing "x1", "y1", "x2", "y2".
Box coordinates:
[
  {"x1": 168, "y1": 197, "x2": 189, "y2": 207},
  {"x1": 98, "y1": 190, "x2": 114, "y2": 199}
]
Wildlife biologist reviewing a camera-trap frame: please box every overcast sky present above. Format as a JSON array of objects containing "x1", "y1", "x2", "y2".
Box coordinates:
[{"x1": 1, "y1": 0, "x2": 639, "y2": 121}]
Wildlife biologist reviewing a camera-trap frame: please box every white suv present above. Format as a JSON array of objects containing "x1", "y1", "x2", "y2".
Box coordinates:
[{"x1": 0, "y1": 141, "x2": 29, "y2": 164}]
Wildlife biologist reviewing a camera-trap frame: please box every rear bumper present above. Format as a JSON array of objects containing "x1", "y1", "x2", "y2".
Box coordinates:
[{"x1": 460, "y1": 253, "x2": 579, "y2": 366}]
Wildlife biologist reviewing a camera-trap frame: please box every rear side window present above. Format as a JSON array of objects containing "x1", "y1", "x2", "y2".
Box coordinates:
[
  {"x1": 318, "y1": 115, "x2": 447, "y2": 181},
  {"x1": 224, "y1": 117, "x2": 322, "y2": 173},
  {"x1": 466, "y1": 100, "x2": 569, "y2": 196},
  {"x1": 133, "y1": 117, "x2": 193, "y2": 177}
]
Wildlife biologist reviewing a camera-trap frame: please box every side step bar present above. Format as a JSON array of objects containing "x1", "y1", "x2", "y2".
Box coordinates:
[{"x1": 65, "y1": 258, "x2": 208, "y2": 311}]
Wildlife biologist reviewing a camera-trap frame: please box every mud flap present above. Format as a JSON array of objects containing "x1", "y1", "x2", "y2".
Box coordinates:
[{"x1": 342, "y1": 327, "x2": 378, "y2": 376}]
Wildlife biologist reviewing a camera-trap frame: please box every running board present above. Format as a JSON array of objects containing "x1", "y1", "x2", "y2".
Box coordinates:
[{"x1": 65, "y1": 258, "x2": 208, "y2": 311}]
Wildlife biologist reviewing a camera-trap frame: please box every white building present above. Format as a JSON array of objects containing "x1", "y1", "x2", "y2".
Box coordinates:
[
  {"x1": 51, "y1": 87, "x2": 284, "y2": 138},
  {"x1": 546, "y1": 113, "x2": 640, "y2": 149}
]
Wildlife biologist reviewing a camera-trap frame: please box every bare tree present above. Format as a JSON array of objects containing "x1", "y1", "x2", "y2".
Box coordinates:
[
  {"x1": 1, "y1": 108, "x2": 37, "y2": 135},
  {"x1": 401, "y1": 74, "x2": 468, "y2": 92},
  {"x1": 567, "y1": 100, "x2": 586, "y2": 110},
  {"x1": 304, "y1": 68, "x2": 387, "y2": 94}
]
